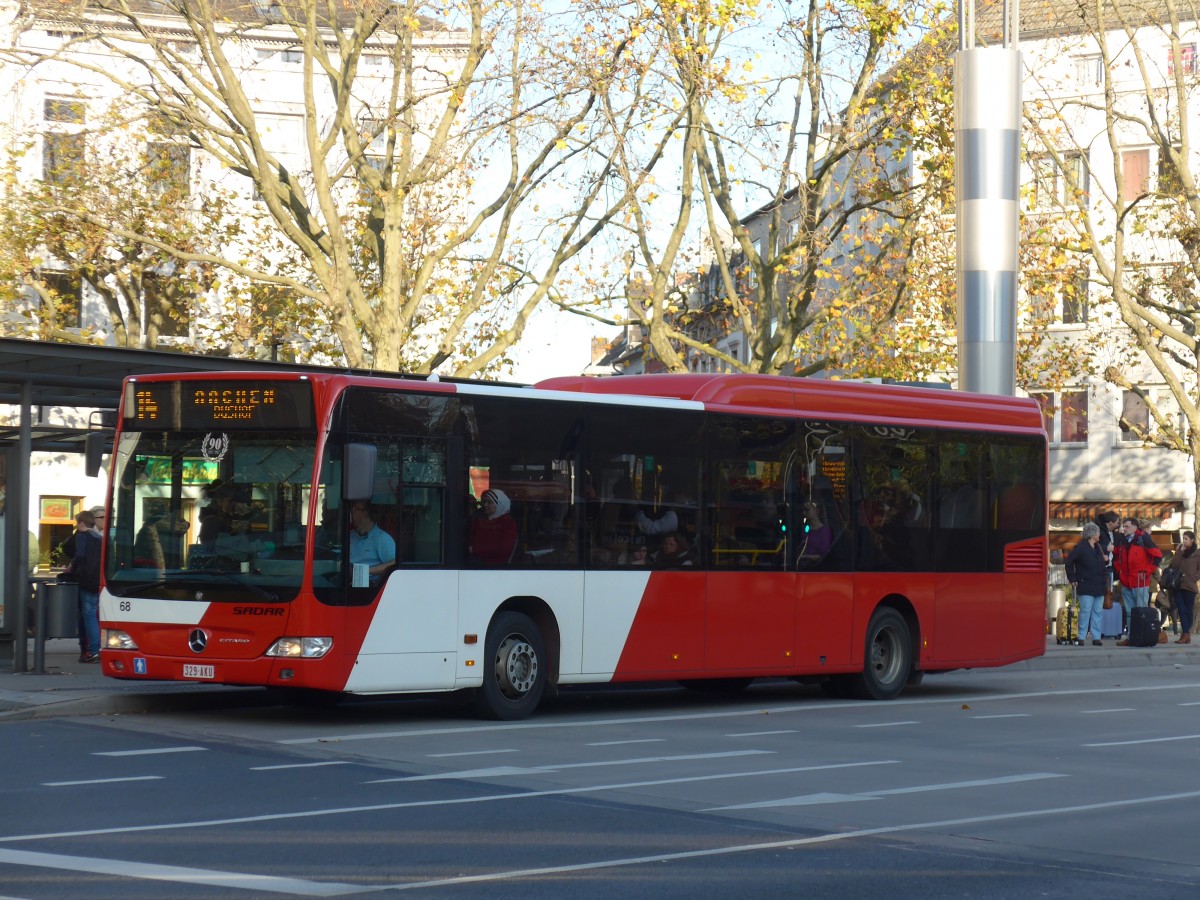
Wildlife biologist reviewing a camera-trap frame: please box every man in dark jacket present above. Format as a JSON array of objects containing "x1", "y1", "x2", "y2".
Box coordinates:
[
  {"x1": 71, "y1": 509, "x2": 103, "y2": 663},
  {"x1": 1094, "y1": 511, "x2": 1120, "y2": 577}
]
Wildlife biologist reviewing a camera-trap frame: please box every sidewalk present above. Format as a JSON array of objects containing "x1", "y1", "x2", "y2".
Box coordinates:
[
  {"x1": 0, "y1": 635, "x2": 1196, "y2": 722},
  {"x1": 0, "y1": 638, "x2": 279, "y2": 721}
]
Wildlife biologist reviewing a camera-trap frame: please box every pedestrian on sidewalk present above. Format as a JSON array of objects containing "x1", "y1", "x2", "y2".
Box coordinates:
[
  {"x1": 1065, "y1": 522, "x2": 1108, "y2": 646},
  {"x1": 1113, "y1": 517, "x2": 1162, "y2": 645},
  {"x1": 71, "y1": 509, "x2": 103, "y2": 663},
  {"x1": 1166, "y1": 530, "x2": 1200, "y2": 645}
]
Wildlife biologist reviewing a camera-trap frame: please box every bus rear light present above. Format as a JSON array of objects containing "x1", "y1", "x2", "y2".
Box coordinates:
[
  {"x1": 265, "y1": 637, "x2": 333, "y2": 659},
  {"x1": 104, "y1": 629, "x2": 138, "y2": 651}
]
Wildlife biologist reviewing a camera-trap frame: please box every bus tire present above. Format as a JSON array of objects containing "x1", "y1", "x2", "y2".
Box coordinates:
[
  {"x1": 852, "y1": 607, "x2": 912, "y2": 700},
  {"x1": 476, "y1": 611, "x2": 546, "y2": 720}
]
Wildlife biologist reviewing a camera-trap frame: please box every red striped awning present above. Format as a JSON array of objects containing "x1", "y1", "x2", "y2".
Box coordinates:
[{"x1": 1049, "y1": 501, "x2": 1182, "y2": 521}]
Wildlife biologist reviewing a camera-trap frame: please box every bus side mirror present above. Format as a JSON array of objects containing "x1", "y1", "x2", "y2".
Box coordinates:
[
  {"x1": 84, "y1": 432, "x2": 108, "y2": 478},
  {"x1": 343, "y1": 443, "x2": 377, "y2": 501}
]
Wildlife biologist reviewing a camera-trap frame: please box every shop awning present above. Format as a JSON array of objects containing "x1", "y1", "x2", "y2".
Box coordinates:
[{"x1": 1050, "y1": 501, "x2": 1183, "y2": 521}]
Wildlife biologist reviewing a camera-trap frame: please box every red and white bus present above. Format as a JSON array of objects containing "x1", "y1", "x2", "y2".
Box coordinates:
[{"x1": 98, "y1": 371, "x2": 1047, "y2": 718}]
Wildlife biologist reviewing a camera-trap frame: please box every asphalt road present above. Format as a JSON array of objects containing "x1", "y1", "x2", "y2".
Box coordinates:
[{"x1": 2, "y1": 666, "x2": 1199, "y2": 898}]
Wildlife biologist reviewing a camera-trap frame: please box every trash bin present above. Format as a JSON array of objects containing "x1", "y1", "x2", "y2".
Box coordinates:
[{"x1": 37, "y1": 582, "x2": 78, "y2": 639}]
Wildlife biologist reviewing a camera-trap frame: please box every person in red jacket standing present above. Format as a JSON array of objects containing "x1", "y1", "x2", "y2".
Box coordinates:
[{"x1": 1113, "y1": 517, "x2": 1163, "y2": 643}]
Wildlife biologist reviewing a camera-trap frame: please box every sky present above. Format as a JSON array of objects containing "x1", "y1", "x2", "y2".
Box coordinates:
[{"x1": 507, "y1": 304, "x2": 609, "y2": 383}]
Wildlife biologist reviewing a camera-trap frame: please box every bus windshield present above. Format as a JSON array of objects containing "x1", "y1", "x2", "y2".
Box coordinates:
[{"x1": 106, "y1": 429, "x2": 317, "y2": 603}]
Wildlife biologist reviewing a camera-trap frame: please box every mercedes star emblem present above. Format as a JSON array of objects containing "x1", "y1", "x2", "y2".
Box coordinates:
[{"x1": 188, "y1": 629, "x2": 208, "y2": 653}]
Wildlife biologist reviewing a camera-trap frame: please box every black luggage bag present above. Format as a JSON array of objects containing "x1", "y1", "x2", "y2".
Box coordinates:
[{"x1": 1129, "y1": 606, "x2": 1161, "y2": 647}]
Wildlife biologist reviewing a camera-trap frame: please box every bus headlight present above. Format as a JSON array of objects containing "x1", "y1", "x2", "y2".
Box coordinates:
[
  {"x1": 103, "y1": 629, "x2": 138, "y2": 651},
  {"x1": 265, "y1": 637, "x2": 333, "y2": 659}
]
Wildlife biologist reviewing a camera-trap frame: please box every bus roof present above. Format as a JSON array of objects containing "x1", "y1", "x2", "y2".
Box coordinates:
[
  {"x1": 535, "y1": 373, "x2": 1045, "y2": 432},
  {"x1": 124, "y1": 371, "x2": 1044, "y2": 433}
]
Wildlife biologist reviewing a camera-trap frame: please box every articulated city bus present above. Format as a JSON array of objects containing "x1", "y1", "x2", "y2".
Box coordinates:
[{"x1": 98, "y1": 371, "x2": 1047, "y2": 719}]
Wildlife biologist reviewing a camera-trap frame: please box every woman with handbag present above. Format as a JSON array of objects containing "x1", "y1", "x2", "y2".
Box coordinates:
[
  {"x1": 1065, "y1": 522, "x2": 1108, "y2": 646},
  {"x1": 1164, "y1": 531, "x2": 1200, "y2": 644}
]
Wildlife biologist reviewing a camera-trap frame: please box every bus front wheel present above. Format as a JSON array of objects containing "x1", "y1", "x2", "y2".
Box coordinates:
[
  {"x1": 476, "y1": 611, "x2": 546, "y2": 720},
  {"x1": 852, "y1": 608, "x2": 912, "y2": 701}
]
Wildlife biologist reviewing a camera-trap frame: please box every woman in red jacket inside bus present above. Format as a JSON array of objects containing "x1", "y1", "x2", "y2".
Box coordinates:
[{"x1": 469, "y1": 489, "x2": 518, "y2": 565}]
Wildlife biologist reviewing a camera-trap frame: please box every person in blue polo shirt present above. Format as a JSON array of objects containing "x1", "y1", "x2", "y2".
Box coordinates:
[{"x1": 349, "y1": 501, "x2": 395, "y2": 584}]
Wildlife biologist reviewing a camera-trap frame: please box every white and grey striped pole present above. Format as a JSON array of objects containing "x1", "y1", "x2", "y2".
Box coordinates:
[{"x1": 955, "y1": 0, "x2": 1021, "y2": 396}]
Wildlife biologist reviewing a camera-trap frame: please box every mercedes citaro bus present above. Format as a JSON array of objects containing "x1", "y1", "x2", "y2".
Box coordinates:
[{"x1": 97, "y1": 372, "x2": 1047, "y2": 719}]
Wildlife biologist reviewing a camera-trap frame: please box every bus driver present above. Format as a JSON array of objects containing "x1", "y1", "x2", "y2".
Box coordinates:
[{"x1": 349, "y1": 501, "x2": 396, "y2": 582}]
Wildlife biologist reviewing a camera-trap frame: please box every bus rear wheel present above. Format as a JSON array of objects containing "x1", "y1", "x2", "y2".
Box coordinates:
[
  {"x1": 476, "y1": 611, "x2": 546, "y2": 720},
  {"x1": 851, "y1": 608, "x2": 912, "y2": 700}
]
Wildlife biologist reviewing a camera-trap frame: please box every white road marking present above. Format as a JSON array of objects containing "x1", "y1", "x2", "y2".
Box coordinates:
[
  {"x1": 0, "y1": 848, "x2": 360, "y2": 896},
  {"x1": 1080, "y1": 708, "x2": 1135, "y2": 714},
  {"x1": 853, "y1": 721, "x2": 919, "y2": 729},
  {"x1": 726, "y1": 730, "x2": 798, "y2": 737},
  {"x1": 586, "y1": 739, "x2": 666, "y2": 746},
  {"x1": 93, "y1": 746, "x2": 206, "y2": 757},
  {"x1": 368, "y1": 749, "x2": 771, "y2": 783},
  {"x1": 970, "y1": 714, "x2": 1031, "y2": 720},
  {"x1": 1179, "y1": 701, "x2": 1200, "y2": 706},
  {"x1": 378, "y1": 789, "x2": 1200, "y2": 891},
  {"x1": 0, "y1": 760, "x2": 900, "y2": 845},
  {"x1": 1085, "y1": 734, "x2": 1200, "y2": 747},
  {"x1": 427, "y1": 749, "x2": 519, "y2": 759},
  {"x1": 43, "y1": 776, "x2": 163, "y2": 787},
  {"x1": 704, "y1": 773, "x2": 1066, "y2": 810},
  {"x1": 250, "y1": 762, "x2": 352, "y2": 771},
  {"x1": 277, "y1": 682, "x2": 1200, "y2": 745}
]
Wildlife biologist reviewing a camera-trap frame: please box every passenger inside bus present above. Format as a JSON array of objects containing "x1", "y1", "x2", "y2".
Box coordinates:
[
  {"x1": 653, "y1": 532, "x2": 694, "y2": 568},
  {"x1": 468, "y1": 489, "x2": 518, "y2": 564},
  {"x1": 797, "y1": 501, "x2": 832, "y2": 566}
]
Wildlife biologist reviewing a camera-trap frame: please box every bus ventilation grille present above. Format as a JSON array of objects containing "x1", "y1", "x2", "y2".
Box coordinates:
[{"x1": 1004, "y1": 544, "x2": 1046, "y2": 573}]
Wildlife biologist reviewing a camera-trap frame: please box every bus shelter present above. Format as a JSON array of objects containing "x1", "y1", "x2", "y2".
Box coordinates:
[{"x1": 0, "y1": 337, "x2": 356, "y2": 672}]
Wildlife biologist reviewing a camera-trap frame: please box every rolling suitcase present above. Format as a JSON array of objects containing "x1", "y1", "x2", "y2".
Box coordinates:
[
  {"x1": 1055, "y1": 600, "x2": 1078, "y2": 645},
  {"x1": 1129, "y1": 606, "x2": 1161, "y2": 647},
  {"x1": 1100, "y1": 600, "x2": 1123, "y2": 638}
]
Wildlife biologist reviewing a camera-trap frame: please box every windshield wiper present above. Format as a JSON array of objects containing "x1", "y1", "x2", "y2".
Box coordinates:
[
  {"x1": 110, "y1": 572, "x2": 279, "y2": 602},
  {"x1": 187, "y1": 570, "x2": 280, "y2": 602}
]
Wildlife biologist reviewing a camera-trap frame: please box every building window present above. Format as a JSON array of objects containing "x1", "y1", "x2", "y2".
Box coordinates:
[
  {"x1": 1031, "y1": 151, "x2": 1089, "y2": 210},
  {"x1": 42, "y1": 132, "x2": 86, "y2": 185},
  {"x1": 1061, "y1": 268, "x2": 1089, "y2": 325},
  {"x1": 1031, "y1": 389, "x2": 1089, "y2": 444},
  {"x1": 1121, "y1": 148, "x2": 1150, "y2": 197},
  {"x1": 44, "y1": 97, "x2": 85, "y2": 124},
  {"x1": 1168, "y1": 43, "x2": 1197, "y2": 77},
  {"x1": 40, "y1": 270, "x2": 82, "y2": 327},
  {"x1": 1158, "y1": 145, "x2": 1185, "y2": 196},
  {"x1": 146, "y1": 142, "x2": 191, "y2": 197},
  {"x1": 282, "y1": 48, "x2": 302, "y2": 64},
  {"x1": 1075, "y1": 54, "x2": 1103, "y2": 86},
  {"x1": 1119, "y1": 391, "x2": 1149, "y2": 443}
]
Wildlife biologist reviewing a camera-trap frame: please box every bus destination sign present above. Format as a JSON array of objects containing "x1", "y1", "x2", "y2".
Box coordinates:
[{"x1": 126, "y1": 380, "x2": 314, "y2": 430}]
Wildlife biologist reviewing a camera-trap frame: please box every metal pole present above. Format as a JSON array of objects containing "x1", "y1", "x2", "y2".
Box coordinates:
[
  {"x1": 11, "y1": 381, "x2": 32, "y2": 672},
  {"x1": 956, "y1": 0, "x2": 1022, "y2": 396},
  {"x1": 33, "y1": 583, "x2": 46, "y2": 674}
]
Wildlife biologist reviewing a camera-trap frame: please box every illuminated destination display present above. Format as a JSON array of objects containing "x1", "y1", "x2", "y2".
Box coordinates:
[
  {"x1": 125, "y1": 380, "x2": 314, "y2": 430},
  {"x1": 193, "y1": 387, "x2": 277, "y2": 420}
]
